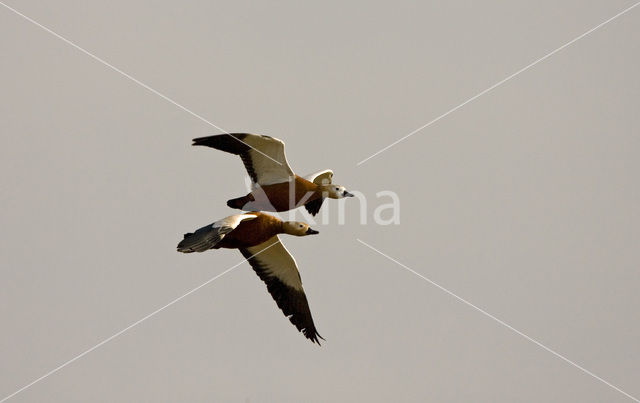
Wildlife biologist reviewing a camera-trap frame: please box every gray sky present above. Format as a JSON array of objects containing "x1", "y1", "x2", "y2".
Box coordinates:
[{"x1": 1, "y1": 1, "x2": 639, "y2": 402}]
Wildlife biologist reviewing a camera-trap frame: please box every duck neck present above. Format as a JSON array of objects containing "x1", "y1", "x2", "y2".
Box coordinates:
[
  {"x1": 277, "y1": 220, "x2": 286, "y2": 235},
  {"x1": 314, "y1": 185, "x2": 329, "y2": 199}
]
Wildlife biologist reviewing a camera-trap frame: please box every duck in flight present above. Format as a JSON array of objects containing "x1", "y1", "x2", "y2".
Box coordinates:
[
  {"x1": 192, "y1": 133, "x2": 354, "y2": 216},
  {"x1": 177, "y1": 212, "x2": 323, "y2": 344}
]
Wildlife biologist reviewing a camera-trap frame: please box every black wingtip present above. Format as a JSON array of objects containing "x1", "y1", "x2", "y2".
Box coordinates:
[
  {"x1": 305, "y1": 327, "x2": 325, "y2": 345},
  {"x1": 304, "y1": 198, "x2": 325, "y2": 216},
  {"x1": 311, "y1": 333, "x2": 325, "y2": 346},
  {"x1": 192, "y1": 134, "x2": 251, "y2": 155}
]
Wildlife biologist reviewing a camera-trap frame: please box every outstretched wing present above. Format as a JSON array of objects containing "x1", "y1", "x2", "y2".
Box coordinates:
[
  {"x1": 240, "y1": 236, "x2": 323, "y2": 344},
  {"x1": 177, "y1": 214, "x2": 257, "y2": 253},
  {"x1": 193, "y1": 133, "x2": 295, "y2": 186}
]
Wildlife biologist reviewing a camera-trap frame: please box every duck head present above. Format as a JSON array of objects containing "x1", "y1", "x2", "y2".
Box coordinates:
[
  {"x1": 283, "y1": 221, "x2": 320, "y2": 236},
  {"x1": 319, "y1": 184, "x2": 355, "y2": 199}
]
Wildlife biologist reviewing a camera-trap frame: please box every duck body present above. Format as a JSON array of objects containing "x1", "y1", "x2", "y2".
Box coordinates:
[
  {"x1": 227, "y1": 175, "x2": 324, "y2": 212},
  {"x1": 179, "y1": 212, "x2": 283, "y2": 252},
  {"x1": 192, "y1": 133, "x2": 353, "y2": 216},
  {"x1": 215, "y1": 212, "x2": 283, "y2": 249}
]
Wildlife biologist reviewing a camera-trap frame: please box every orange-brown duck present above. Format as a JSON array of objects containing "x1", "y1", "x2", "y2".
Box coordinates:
[
  {"x1": 177, "y1": 212, "x2": 323, "y2": 344},
  {"x1": 192, "y1": 133, "x2": 354, "y2": 215}
]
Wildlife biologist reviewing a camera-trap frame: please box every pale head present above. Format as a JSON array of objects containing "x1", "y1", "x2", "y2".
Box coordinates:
[
  {"x1": 282, "y1": 221, "x2": 319, "y2": 236},
  {"x1": 319, "y1": 184, "x2": 355, "y2": 199}
]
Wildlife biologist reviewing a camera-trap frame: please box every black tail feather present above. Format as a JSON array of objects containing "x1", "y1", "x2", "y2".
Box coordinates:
[{"x1": 227, "y1": 195, "x2": 252, "y2": 210}]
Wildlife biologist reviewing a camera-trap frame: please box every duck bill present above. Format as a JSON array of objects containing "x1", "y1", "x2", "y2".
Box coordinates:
[{"x1": 306, "y1": 228, "x2": 319, "y2": 235}]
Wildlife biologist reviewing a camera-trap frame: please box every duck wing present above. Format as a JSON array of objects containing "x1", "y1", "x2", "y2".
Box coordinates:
[
  {"x1": 177, "y1": 213, "x2": 257, "y2": 253},
  {"x1": 303, "y1": 169, "x2": 333, "y2": 185},
  {"x1": 303, "y1": 169, "x2": 333, "y2": 215},
  {"x1": 193, "y1": 133, "x2": 295, "y2": 186},
  {"x1": 303, "y1": 197, "x2": 325, "y2": 216},
  {"x1": 239, "y1": 236, "x2": 323, "y2": 345}
]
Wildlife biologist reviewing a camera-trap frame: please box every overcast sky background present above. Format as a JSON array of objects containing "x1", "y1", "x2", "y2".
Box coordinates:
[{"x1": 1, "y1": 1, "x2": 639, "y2": 402}]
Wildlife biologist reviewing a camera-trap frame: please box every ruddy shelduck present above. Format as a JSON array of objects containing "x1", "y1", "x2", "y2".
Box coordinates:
[
  {"x1": 192, "y1": 133, "x2": 354, "y2": 215},
  {"x1": 177, "y1": 212, "x2": 323, "y2": 344}
]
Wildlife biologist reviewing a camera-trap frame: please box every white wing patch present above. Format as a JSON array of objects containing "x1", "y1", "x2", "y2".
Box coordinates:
[
  {"x1": 239, "y1": 235, "x2": 322, "y2": 344},
  {"x1": 303, "y1": 169, "x2": 334, "y2": 185},
  {"x1": 212, "y1": 213, "x2": 257, "y2": 229},
  {"x1": 242, "y1": 236, "x2": 303, "y2": 290},
  {"x1": 244, "y1": 135, "x2": 295, "y2": 186}
]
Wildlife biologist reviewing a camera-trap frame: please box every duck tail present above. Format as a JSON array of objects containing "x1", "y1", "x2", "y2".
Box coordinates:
[
  {"x1": 177, "y1": 227, "x2": 224, "y2": 253},
  {"x1": 227, "y1": 194, "x2": 253, "y2": 210}
]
